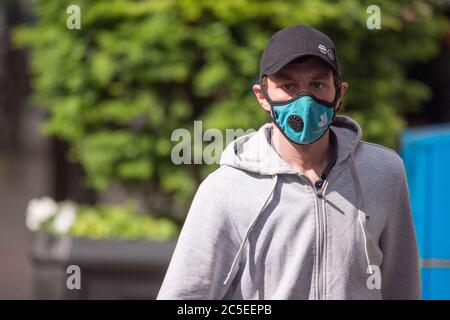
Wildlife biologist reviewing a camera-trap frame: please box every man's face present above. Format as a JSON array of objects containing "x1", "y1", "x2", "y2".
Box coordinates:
[
  {"x1": 266, "y1": 57, "x2": 336, "y2": 102},
  {"x1": 253, "y1": 56, "x2": 348, "y2": 113}
]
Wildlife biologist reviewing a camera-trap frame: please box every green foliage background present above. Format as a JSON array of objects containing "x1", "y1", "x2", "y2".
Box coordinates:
[{"x1": 14, "y1": 0, "x2": 448, "y2": 218}]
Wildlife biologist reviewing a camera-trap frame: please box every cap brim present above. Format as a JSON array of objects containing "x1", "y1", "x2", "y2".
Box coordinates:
[{"x1": 261, "y1": 52, "x2": 340, "y2": 79}]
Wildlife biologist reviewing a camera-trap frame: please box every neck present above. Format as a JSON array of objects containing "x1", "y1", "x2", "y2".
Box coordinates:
[{"x1": 271, "y1": 124, "x2": 332, "y2": 177}]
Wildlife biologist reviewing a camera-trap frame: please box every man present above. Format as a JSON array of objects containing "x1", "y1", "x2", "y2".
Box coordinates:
[{"x1": 157, "y1": 24, "x2": 421, "y2": 300}]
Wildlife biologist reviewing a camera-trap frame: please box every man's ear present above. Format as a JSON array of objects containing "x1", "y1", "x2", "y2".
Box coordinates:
[
  {"x1": 253, "y1": 84, "x2": 271, "y2": 112},
  {"x1": 335, "y1": 81, "x2": 349, "y2": 112}
]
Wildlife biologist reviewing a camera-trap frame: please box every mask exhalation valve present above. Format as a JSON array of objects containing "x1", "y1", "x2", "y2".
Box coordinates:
[{"x1": 288, "y1": 114, "x2": 304, "y2": 132}]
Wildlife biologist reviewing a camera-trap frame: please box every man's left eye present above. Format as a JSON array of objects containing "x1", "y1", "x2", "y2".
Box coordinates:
[{"x1": 311, "y1": 82, "x2": 324, "y2": 89}]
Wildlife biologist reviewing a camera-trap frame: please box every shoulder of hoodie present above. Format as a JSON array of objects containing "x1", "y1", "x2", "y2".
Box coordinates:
[
  {"x1": 196, "y1": 166, "x2": 231, "y2": 200},
  {"x1": 355, "y1": 140, "x2": 407, "y2": 182},
  {"x1": 200, "y1": 164, "x2": 265, "y2": 190},
  {"x1": 189, "y1": 166, "x2": 245, "y2": 247},
  {"x1": 198, "y1": 163, "x2": 271, "y2": 203}
]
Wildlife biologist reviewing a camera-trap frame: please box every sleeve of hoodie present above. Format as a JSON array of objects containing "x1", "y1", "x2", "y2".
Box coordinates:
[
  {"x1": 157, "y1": 172, "x2": 241, "y2": 300},
  {"x1": 379, "y1": 157, "x2": 421, "y2": 300}
]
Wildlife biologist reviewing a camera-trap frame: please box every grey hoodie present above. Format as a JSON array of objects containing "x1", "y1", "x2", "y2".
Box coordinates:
[{"x1": 157, "y1": 115, "x2": 421, "y2": 300}]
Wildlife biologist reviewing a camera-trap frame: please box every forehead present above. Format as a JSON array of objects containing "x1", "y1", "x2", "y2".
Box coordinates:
[{"x1": 270, "y1": 56, "x2": 333, "y2": 81}]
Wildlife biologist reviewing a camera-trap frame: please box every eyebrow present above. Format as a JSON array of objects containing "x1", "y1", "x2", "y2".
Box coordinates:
[
  {"x1": 271, "y1": 71, "x2": 331, "y2": 82},
  {"x1": 271, "y1": 72, "x2": 295, "y2": 82},
  {"x1": 310, "y1": 72, "x2": 331, "y2": 81}
]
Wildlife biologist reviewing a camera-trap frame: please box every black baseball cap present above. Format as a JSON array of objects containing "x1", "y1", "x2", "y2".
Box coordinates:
[{"x1": 259, "y1": 24, "x2": 340, "y2": 80}]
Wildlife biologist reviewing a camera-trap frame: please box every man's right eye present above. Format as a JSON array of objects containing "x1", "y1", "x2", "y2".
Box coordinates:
[{"x1": 282, "y1": 83, "x2": 298, "y2": 93}]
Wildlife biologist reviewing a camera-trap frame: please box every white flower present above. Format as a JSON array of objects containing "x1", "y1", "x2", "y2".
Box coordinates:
[
  {"x1": 25, "y1": 196, "x2": 58, "y2": 231},
  {"x1": 53, "y1": 202, "x2": 77, "y2": 234}
]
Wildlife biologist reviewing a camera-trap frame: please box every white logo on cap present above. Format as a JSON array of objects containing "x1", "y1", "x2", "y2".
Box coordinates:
[
  {"x1": 327, "y1": 49, "x2": 334, "y2": 61},
  {"x1": 318, "y1": 44, "x2": 335, "y2": 61},
  {"x1": 318, "y1": 44, "x2": 327, "y2": 54}
]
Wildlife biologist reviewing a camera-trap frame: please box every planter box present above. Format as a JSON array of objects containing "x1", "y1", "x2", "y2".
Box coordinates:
[{"x1": 31, "y1": 232, "x2": 177, "y2": 299}]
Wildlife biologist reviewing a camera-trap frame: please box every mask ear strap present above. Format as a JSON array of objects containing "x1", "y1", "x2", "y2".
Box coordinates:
[
  {"x1": 333, "y1": 86, "x2": 341, "y2": 106},
  {"x1": 331, "y1": 86, "x2": 341, "y2": 121},
  {"x1": 259, "y1": 80, "x2": 274, "y2": 105},
  {"x1": 259, "y1": 80, "x2": 277, "y2": 123}
]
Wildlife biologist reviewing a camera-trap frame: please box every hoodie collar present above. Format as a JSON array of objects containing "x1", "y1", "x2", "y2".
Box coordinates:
[{"x1": 220, "y1": 115, "x2": 363, "y2": 175}]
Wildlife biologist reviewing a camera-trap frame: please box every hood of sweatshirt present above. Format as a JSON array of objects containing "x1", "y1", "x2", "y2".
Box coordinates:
[{"x1": 220, "y1": 115, "x2": 362, "y2": 175}]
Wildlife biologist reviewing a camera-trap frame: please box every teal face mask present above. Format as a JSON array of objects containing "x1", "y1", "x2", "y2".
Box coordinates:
[{"x1": 262, "y1": 87, "x2": 339, "y2": 145}]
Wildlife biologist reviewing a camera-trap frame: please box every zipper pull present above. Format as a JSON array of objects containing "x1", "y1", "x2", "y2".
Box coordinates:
[
  {"x1": 315, "y1": 179, "x2": 326, "y2": 199},
  {"x1": 317, "y1": 188, "x2": 325, "y2": 199}
]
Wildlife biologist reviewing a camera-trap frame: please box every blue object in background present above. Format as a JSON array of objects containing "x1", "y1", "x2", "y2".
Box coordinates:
[{"x1": 401, "y1": 123, "x2": 450, "y2": 300}]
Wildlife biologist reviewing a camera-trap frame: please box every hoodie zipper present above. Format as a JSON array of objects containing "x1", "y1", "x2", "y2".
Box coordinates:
[
  {"x1": 316, "y1": 185, "x2": 327, "y2": 300},
  {"x1": 299, "y1": 167, "x2": 338, "y2": 300},
  {"x1": 298, "y1": 174, "x2": 324, "y2": 299}
]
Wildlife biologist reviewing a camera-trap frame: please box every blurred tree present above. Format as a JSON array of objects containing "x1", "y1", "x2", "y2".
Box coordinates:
[{"x1": 13, "y1": 0, "x2": 449, "y2": 220}]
